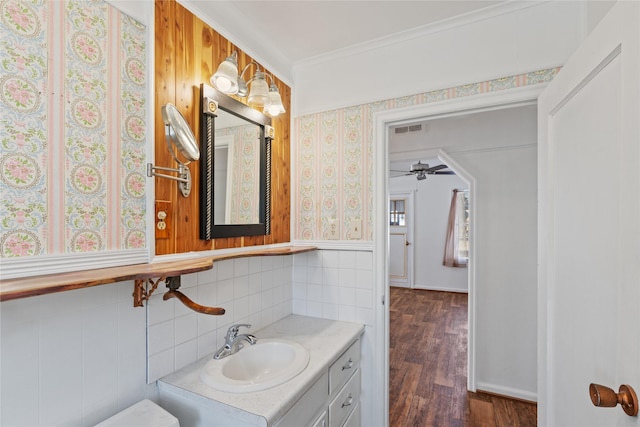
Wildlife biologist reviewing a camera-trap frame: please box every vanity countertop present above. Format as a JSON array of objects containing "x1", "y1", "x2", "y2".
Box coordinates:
[{"x1": 157, "y1": 315, "x2": 364, "y2": 425}]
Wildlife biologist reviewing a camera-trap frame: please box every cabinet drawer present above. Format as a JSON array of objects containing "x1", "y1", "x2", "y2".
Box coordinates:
[
  {"x1": 328, "y1": 369, "x2": 360, "y2": 427},
  {"x1": 329, "y1": 339, "x2": 360, "y2": 394},
  {"x1": 342, "y1": 402, "x2": 360, "y2": 427},
  {"x1": 311, "y1": 410, "x2": 328, "y2": 427},
  {"x1": 275, "y1": 372, "x2": 328, "y2": 427}
]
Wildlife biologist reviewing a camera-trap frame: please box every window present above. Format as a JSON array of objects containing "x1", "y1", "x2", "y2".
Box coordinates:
[
  {"x1": 456, "y1": 190, "x2": 470, "y2": 263},
  {"x1": 389, "y1": 199, "x2": 406, "y2": 226}
]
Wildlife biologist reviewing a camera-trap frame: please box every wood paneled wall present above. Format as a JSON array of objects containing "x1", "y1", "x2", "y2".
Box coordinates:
[{"x1": 154, "y1": 0, "x2": 291, "y2": 255}]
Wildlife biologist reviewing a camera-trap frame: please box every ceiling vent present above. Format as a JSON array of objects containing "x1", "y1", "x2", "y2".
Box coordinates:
[{"x1": 394, "y1": 124, "x2": 423, "y2": 134}]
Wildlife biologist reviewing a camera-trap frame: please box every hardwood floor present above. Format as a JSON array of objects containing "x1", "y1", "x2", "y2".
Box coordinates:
[{"x1": 389, "y1": 287, "x2": 537, "y2": 427}]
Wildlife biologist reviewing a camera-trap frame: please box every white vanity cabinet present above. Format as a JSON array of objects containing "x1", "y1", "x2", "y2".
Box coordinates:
[
  {"x1": 158, "y1": 316, "x2": 364, "y2": 427},
  {"x1": 275, "y1": 338, "x2": 361, "y2": 427}
]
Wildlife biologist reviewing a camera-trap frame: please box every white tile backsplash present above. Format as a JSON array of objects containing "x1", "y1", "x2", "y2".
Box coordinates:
[
  {"x1": 216, "y1": 278, "x2": 235, "y2": 303},
  {"x1": 198, "y1": 267, "x2": 217, "y2": 284},
  {"x1": 339, "y1": 267, "x2": 356, "y2": 287},
  {"x1": 308, "y1": 266, "x2": 323, "y2": 284},
  {"x1": 323, "y1": 267, "x2": 340, "y2": 285},
  {"x1": 175, "y1": 313, "x2": 197, "y2": 344},
  {"x1": 338, "y1": 250, "x2": 357, "y2": 269},
  {"x1": 0, "y1": 249, "x2": 371, "y2": 426},
  {"x1": 216, "y1": 259, "x2": 235, "y2": 280},
  {"x1": 148, "y1": 348, "x2": 174, "y2": 382},
  {"x1": 249, "y1": 256, "x2": 262, "y2": 274},
  {"x1": 355, "y1": 250, "x2": 373, "y2": 270},
  {"x1": 322, "y1": 250, "x2": 341, "y2": 268},
  {"x1": 175, "y1": 339, "x2": 198, "y2": 371},
  {"x1": 234, "y1": 257, "x2": 249, "y2": 277},
  {"x1": 145, "y1": 254, "x2": 295, "y2": 383},
  {"x1": 292, "y1": 249, "x2": 374, "y2": 327},
  {"x1": 355, "y1": 268, "x2": 374, "y2": 289}
]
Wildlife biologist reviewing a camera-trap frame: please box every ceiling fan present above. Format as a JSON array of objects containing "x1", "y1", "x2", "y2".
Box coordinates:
[{"x1": 391, "y1": 161, "x2": 455, "y2": 180}]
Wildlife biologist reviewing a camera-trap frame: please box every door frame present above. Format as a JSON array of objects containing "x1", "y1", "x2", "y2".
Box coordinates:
[
  {"x1": 372, "y1": 85, "x2": 546, "y2": 425},
  {"x1": 389, "y1": 191, "x2": 414, "y2": 288}
]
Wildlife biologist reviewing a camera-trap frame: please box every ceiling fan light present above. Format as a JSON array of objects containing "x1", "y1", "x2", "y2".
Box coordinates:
[{"x1": 410, "y1": 161, "x2": 428, "y2": 173}]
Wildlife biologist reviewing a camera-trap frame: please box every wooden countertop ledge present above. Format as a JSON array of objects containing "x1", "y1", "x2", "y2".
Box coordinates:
[{"x1": 0, "y1": 245, "x2": 317, "y2": 302}]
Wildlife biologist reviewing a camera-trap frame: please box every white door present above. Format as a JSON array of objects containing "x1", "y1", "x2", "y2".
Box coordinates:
[
  {"x1": 389, "y1": 192, "x2": 413, "y2": 288},
  {"x1": 538, "y1": 2, "x2": 639, "y2": 426}
]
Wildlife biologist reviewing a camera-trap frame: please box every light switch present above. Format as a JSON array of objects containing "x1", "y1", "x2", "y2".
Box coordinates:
[{"x1": 349, "y1": 218, "x2": 362, "y2": 239}]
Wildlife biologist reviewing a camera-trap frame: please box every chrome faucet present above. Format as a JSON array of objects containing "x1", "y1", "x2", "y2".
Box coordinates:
[{"x1": 213, "y1": 323, "x2": 258, "y2": 359}]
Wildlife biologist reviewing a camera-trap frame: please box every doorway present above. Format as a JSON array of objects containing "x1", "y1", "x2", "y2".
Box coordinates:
[
  {"x1": 371, "y1": 87, "x2": 544, "y2": 424},
  {"x1": 389, "y1": 192, "x2": 414, "y2": 288}
]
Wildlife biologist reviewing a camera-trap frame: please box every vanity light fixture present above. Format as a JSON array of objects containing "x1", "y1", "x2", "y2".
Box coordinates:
[
  {"x1": 210, "y1": 51, "x2": 286, "y2": 117},
  {"x1": 147, "y1": 104, "x2": 200, "y2": 197},
  {"x1": 265, "y1": 77, "x2": 286, "y2": 117}
]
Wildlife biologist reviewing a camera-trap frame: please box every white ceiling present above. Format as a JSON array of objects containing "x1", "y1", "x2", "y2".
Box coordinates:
[{"x1": 184, "y1": 1, "x2": 505, "y2": 73}]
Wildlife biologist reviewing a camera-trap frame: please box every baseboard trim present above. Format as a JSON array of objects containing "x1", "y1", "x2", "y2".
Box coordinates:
[
  {"x1": 475, "y1": 382, "x2": 537, "y2": 403},
  {"x1": 413, "y1": 285, "x2": 468, "y2": 293}
]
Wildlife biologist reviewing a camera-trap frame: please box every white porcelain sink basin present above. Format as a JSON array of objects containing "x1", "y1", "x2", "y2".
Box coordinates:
[{"x1": 200, "y1": 339, "x2": 310, "y2": 393}]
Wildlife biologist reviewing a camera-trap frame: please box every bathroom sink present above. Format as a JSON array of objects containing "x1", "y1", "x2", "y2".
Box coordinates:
[{"x1": 200, "y1": 339, "x2": 310, "y2": 393}]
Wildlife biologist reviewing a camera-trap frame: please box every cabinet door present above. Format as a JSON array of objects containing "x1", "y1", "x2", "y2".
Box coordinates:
[
  {"x1": 274, "y1": 372, "x2": 328, "y2": 427},
  {"x1": 329, "y1": 370, "x2": 361, "y2": 427}
]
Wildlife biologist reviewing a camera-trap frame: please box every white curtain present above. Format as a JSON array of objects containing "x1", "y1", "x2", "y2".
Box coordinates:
[{"x1": 443, "y1": 189, "x2": 467, "y2": 267}]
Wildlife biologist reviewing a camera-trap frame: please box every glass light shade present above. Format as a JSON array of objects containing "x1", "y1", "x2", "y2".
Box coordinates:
[
  {"x1": 247, "y1": 71, "x2": 269, "y2": 106},
  {"x1": 211, "y1": 53, "x2": 239, "y2": 94},
  {"x1": 265, "y1": 84, "x2": 285, "y2": 116}
]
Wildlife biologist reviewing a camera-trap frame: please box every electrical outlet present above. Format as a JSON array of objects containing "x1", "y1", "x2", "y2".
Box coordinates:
[
  {"x1": 327, "y1": 218, "x2": 339, "y2": 240},
  {"x1": 155, "y1": 200, "x2": 171, "y2": 239},
  {"x1": 349, "y1": 217, "x2": 362, "y2": 239}
]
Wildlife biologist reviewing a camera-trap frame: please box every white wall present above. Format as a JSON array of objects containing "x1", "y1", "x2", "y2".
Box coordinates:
[
  {"x1": 293, "y1": 1, "x2": 584, "y2": 115},
  {"x1": 390, "y1": 174, "x2": 469, "y2": 292},
  {"x1": 453, "y1": 145, "x2": 538, "y2": 399}
]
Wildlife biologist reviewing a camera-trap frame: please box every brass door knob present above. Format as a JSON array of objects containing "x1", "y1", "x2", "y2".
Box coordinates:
[{"x1": 589, "y1": 383, "x2": 638, "y2": 416}]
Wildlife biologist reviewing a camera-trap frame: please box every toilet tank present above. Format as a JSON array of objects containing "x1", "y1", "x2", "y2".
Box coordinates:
[{"x1": 94, "y1": 399, "x2": 179, "y2": 427}]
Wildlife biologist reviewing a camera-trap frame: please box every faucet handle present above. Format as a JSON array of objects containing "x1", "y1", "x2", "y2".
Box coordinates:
[{"x1": 227, "y1": 323, "x2": 251, "y2": 338}]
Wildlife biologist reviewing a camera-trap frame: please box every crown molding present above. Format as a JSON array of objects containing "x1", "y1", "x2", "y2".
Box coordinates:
[{"x1": 294, "y1": 1, "x2": 548, "y2": 70}]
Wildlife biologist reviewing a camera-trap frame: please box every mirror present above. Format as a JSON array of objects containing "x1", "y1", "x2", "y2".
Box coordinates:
[
  {"x1": 147, "y1": 104, "x2": 200, "y2": 197},
  {"x1": 161, "y1": 104, "x2": 200, "y2": 162},
  {"x1": 199, "y1": 84, "x2": 272, "y2": 239}
]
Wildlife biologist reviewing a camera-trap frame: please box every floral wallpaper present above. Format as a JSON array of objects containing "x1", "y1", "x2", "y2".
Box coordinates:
[
  {"x1": 294, "y1": 68, "x2": 561, "y2": 241},
  {"x1": 0, "y1": 0, "x2": 146, "y2": 257}
]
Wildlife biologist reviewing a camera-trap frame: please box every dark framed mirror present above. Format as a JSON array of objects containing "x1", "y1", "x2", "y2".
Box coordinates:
[{"x1": 199, "y1": 84, "x2": 272, "y2": 239}]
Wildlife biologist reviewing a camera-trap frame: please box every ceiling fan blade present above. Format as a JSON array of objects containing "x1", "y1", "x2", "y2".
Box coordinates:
[
  {"x1": 431, "y1": 170, "x2": 455, "y2": 175},
  {"x1": 425, "y1": 164, "x2": 448, "y2": 172}
]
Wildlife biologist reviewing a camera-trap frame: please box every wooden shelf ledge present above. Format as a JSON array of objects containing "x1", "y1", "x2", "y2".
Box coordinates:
[{"x1": 0, "y1": 245, "x2": 317, "y2": 302}]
